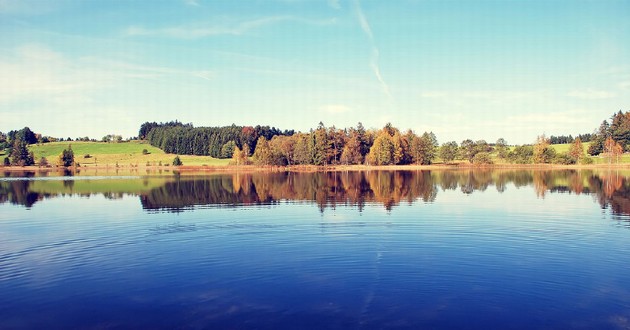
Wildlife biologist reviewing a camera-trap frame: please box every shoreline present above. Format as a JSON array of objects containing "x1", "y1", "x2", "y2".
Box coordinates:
[{"x1": 3, "y1": 163, "x2": 630, "y2": 173}]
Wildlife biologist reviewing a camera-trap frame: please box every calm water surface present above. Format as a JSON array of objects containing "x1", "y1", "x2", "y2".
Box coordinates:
[{"x1": 2, "y1": 169, "x2": 630, "y2": 329}]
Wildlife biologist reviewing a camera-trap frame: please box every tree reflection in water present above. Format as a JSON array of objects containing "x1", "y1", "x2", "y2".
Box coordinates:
[{"x1": 3, "y1": 170, "x2": 630, "y2": 216}]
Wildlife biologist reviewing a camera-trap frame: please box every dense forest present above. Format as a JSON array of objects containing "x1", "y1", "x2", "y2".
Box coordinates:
[
  {"x1": 140, "y1": 121, "x2": 294, "y2": 157},
  {"x1": 1, "y1": 110, "x2": 629, "y2": 167}
]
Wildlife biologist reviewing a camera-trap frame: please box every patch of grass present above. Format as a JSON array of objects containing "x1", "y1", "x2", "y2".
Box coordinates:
[
  {"x1": 29, "y1": 141, "x2": 230, "y2": 167},
  {"x1": 549, "y1": 142, "x2": 592, "y2": 154}
]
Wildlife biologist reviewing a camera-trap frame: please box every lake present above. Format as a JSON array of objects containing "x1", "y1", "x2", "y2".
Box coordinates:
[{"x1": 2, "y1": 169, "x2": 630, "y2": 329}]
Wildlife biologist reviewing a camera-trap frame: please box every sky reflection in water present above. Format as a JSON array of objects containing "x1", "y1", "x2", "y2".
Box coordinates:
[{"x1": 1, "y1": 170, "x2": 630, "y2": 329}]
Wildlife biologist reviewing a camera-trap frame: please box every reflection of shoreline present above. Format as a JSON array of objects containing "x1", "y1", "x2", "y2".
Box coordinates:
[
  {"x1": 3, "y1": 170, "x2": 630, "y2": 216},
  {"x1": 4, "y1": 162, "x2": 630, "y2": 174}
]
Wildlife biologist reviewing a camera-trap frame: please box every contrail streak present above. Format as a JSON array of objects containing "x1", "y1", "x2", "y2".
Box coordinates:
[{"x1": 353, "y1": 0, "x2": 392, "y2": 99}]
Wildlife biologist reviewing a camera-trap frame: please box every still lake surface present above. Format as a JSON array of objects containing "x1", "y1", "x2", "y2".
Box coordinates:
[{"x1": 2, "y1": 169, "x2": 630, "y2": 329}]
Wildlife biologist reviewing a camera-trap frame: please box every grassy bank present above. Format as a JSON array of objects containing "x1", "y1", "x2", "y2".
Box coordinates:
[{"x1": 28, "y1": 141, "x2": 230, "y2": 167}]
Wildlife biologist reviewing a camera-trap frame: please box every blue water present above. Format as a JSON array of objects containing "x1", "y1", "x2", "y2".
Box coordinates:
[{"x1": 1, "y1": 170, "x2": 630, "y2": 329}]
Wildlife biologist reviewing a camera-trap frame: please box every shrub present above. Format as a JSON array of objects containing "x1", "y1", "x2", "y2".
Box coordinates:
[
  {"x1": 38, "y1": 157, "x2": 49, "y2": 167},
  {"x1": 173, "y1": 156, "x2": 183, "y2": 166},
  {"x1": 553, "y1": 153, "x2": 575, "y2": 165},
  {"x1": 472, "y1": 152, "x2": 493, "y2": 165},
  {"x1": 580, "y1": 157, "x2": 594, "y2": 165},
  {"x1": 142, "y1": 149, "x2": 149, "y2": 155},
  {"x1": 3, "y1": 157, "x2": 10, "y2": 166},
  {"x1": 84, "y1": 154, "x2": 91, "y2": 158}
]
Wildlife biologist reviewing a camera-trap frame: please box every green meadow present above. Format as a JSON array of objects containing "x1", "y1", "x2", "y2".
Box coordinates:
[{"x1": 28, "y1": 141, "x2": 230, "y2": 167}]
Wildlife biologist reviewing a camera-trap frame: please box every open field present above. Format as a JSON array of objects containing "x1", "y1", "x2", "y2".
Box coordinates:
[{"x1": 28, "y1": 141, "x2": 230, "y2": 167}]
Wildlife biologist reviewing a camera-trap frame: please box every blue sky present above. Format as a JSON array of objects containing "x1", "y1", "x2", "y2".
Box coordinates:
[{"x1": 0, "y1": 0, "x2": 628, "y2": 144}]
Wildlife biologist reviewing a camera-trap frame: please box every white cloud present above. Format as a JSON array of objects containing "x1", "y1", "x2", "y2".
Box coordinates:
[
  {"x1": 320, "y1": 104, "x2": 353, "y2": 114},
  {"x1": 126, "y1": 16, "x2": 336, "y2": 39},
  {"x1": 567, "y1": 88, "x2": 615, "y2": 100},
  {"x1": 328, "y1": 0, "x2": 340, "y2": 9}
]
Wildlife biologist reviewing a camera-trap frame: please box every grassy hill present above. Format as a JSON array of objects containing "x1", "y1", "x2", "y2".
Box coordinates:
[{"x1": 29, "y1": 141, "x2": 230, "y2": 167}]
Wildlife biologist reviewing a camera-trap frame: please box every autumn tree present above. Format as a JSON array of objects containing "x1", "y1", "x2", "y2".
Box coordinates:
[
  {"x1": 407, "y1": 131, "x2": 437, "y2": 165},
  {"x1": 270, "y1": 135, "x2": 296, "y2": 166},
  {"x1": 253, "y1": 136, "x2": 274, "y2": 165},
  {"x1": 327, "y1": 126, "x2": 346, "y2": 165},
  {"x1": 293, "y1": 133, "x2": 314, "y2": 165},
  {"x1": 568, "y1": 137, "x2": 584, "y2": 163},
  {"x1": 232, "y1": 146, "x2": 251, "y2": 166},
  {"x1": 367, "y1": 132, "x2": 394, "y2": 165},
  {"x1": 533, "y1": 135, "x2": 555, "y2": 164},
  {"x1": 391, "y1": 131, "x2": 405, "y2": 165},
  {"x1": 341, "y1": 134, "x2": 363, "y2": 165},
  {"x1": 604, "y1": 136, "x2": 623, "y2": 164}
]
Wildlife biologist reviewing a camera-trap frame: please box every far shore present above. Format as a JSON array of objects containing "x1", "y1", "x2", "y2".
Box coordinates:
[{"x1": 4, "y1": 162, "x2": 630, "y2": 174}]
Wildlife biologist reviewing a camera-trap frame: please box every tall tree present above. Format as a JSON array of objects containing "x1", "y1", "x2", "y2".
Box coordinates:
[
  {"x1": 460, "y1": 139, "x2": 476, "y2": 163},
  {"x1": 253, "y1": 136, "x2": 274, "y2": 165},
  {"x1": 57, "y1": 145, "x2": 75, "y2": 167},
  {"x1": 533, "y1": 135, "x2": 555, "y2": 164},
  {"x1": 439, "y1": 141, "x2": 458, "y2": 164},
  {"x1": 312, "y1": 122, "x2": 328, "y2": 165},
  {"x1": 495, "y1": 138, "x2": 509, "y2": 159},
  {"x1": 568, "y1": 137, "x2": 584, "y2": 163},
  {"x1": 220, "y1": 141, "x2": 237, "y2": 159},
  {"x1": 340, "y1": 135, "x2": 362, "y2": 165},
  {"x1": 367, "y1": 132, "x2": 394, "y2": 165},
  {"x1": 293, "y1": 133, "x2": 313, "y2": 165},
  {"x1": 10, "y1": 139, "x2": 34, "y2": 166},
  {"x1": 604, "y1": 136, "x2": 623, "y2": 164}
]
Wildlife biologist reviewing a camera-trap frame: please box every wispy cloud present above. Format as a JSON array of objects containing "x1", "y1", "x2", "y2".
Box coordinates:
[
  {"x1": 328, "y1": 0, "x2": 341, "y2": 9},
  {"x1": 618, "y1": 81, "x2": 630, "y2": 91},
  {"x1": 126, "y1": 16, "x2": 336, "y2": 39},
  {"x1": 0, "y1": 44, "x2": 213, "y2": 105},
  {"x1": 320, "y1": 104, "x2": 353, "y2": 114},
  {"x1": 417, "y1": 90, "x2": 541, "y2": 104},
  {"x1": 183, "y1": 0, "x2": 200, "y2": 6},
  {"x1": 352, "y1": 0, "x2": 391, "y2": 98},
  {"x1": 567, "y1": 88, "x2": 615, "y2": 100}
]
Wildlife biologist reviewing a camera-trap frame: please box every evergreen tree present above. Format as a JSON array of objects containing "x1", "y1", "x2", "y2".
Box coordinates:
[
  {"x1": 312, "y1": 123, "x2": 328, "y2": 165},
  {"x1": 58, "y1": 145, "x2": 75, "y2": 167},
  {"x1": 10, "y1": 139, "x2": 34, "y2": 166}
]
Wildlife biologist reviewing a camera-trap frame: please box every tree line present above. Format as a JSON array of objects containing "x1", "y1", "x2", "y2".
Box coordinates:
[
  {"x1": 140, "y1": 121, "x2": 294, "y2": 158},
  {"x1": 2, "y1": 109, "x2": 629, "y2": 168}
]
